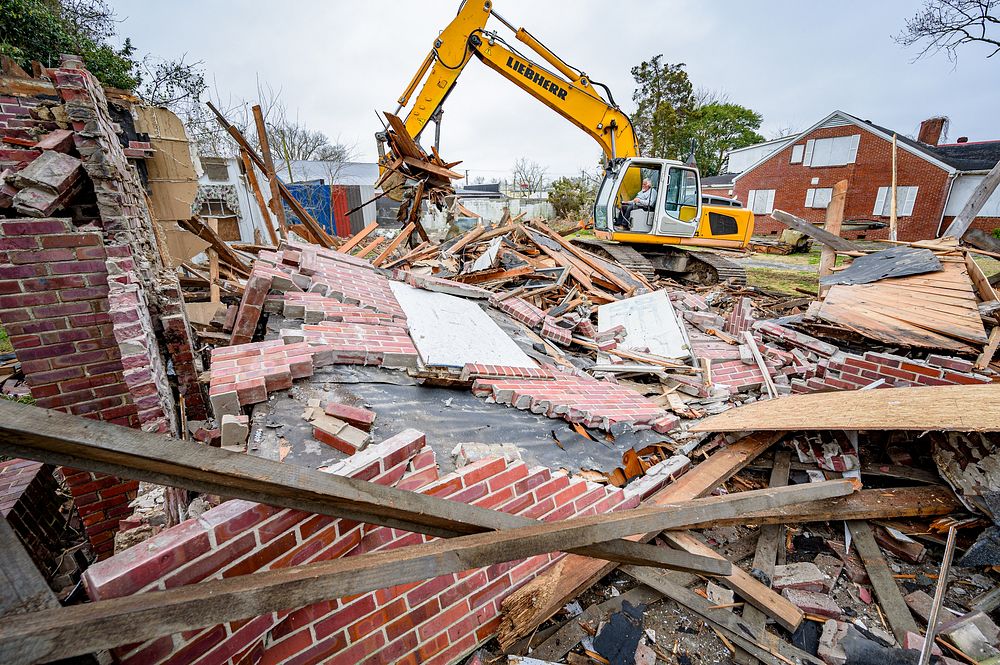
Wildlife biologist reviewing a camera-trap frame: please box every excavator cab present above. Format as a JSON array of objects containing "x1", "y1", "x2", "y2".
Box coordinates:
[{"x1": 594, "y1": 158, "x2": 701, "y2": 240}]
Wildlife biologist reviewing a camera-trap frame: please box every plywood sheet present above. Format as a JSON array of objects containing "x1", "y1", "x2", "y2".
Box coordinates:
[
  {"x1": 816, "y1": 258, "x2": 987, "y2": 351},
  {"x1": 598, "y1": 289, "x2": 692, "y2": 361},
  {"x1": 691, "y1": 384, "x2": 1000, "y2": 432},
  {"x1": 389, "y1": 282, "x2": 534, "y2": 369},
  {"x1": 133, "y1": 106, "x2": 198, "y2": 223}
]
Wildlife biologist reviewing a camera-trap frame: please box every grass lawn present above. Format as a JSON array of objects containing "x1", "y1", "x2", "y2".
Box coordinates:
[
  {"x1": 0, "y1": 326, "x2": 11, "y2": 354},
  {"x1": 746, "y1": 267, "x2": 818, "y2": 295}
]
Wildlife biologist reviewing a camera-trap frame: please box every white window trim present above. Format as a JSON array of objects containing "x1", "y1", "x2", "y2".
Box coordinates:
[
  {"x1": 803, "y1": 134, "x2": 861, "y2": 167},
  {"x1": 747, "y1": 189, "x2": 775, "y2": 214},
  {"x1": 805, "y1": 187, "x2": 834, "y2": 209},
  {"x1": 873, "y1": 186, "x2": 918, "y2": 217}
]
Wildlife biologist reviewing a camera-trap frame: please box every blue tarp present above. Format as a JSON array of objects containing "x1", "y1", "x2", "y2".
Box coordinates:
[{"x1": 282, "y1": 181, "x2": 333, "y2": 234}]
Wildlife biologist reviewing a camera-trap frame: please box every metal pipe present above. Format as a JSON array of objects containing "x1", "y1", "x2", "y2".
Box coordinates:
[
  {"x1": 397, "y1": 50, "x2": 436, "y2": 108},
  {"x1": 918, "y1": 526, "x2": 958, "y2": 665},
  {"x1": 513, "y1": 27, "x2": 581, "y2": 83}
]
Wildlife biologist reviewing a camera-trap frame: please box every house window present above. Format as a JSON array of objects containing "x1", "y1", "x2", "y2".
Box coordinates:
[
  {"x1": 803, "y1": 135, "x2": 861, "y2": 167},
  {"x1": 805, "y1": 188, "x2": 834, "y2": 208},
  {"x1": 201, "y1": 157, "x2": 230, "y2": 182},
  {"x1": 873, "y1": 186, "x2": 918, "y2": 217},
  {"x1": 746, "y1": 189, "x2": 775, "y2": 214},
  {"x1": 790, "y1": 145, "x2": 804, "y2": 164}
]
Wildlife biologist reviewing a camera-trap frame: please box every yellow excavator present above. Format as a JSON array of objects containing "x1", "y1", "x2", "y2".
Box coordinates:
[{"x1": 378, "y1": 0, "x2": 754, "y2": 283}]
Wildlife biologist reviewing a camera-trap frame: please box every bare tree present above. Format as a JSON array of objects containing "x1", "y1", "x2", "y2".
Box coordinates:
[
  {"x1": 511, "y1": 158, "x2": 547, "y2": 196},
  {"x1": 693, "y1": 86, "x2": 731, "y2": 108},
  {"x1": 897, "y1": 0, "x2": 1000, "y2": 61},
  {"x1": 772, "y1": 124, "x2": 800, "y2": 139}
]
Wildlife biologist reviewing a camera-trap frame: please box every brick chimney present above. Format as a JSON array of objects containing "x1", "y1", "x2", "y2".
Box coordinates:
[{"x1": 918, "y1": 117, "x2": 947, "y2": 146}]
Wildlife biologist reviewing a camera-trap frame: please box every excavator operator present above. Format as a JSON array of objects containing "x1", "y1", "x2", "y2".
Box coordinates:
[{"x1": 618, "y1": 178, "x2": 656, "y2": 229}]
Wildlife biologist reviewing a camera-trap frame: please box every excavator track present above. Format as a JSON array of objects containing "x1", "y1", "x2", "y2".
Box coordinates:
[
  {"x1": 573, "y1": 239, "x2": 658, "y2": 282},
  {"x1": 573, "y1": 238, "x2": 747, "y2": 286}
]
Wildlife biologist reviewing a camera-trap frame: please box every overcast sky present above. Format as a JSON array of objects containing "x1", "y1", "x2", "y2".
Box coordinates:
[{"x1": 108, "y1": 0, "x2": 999, "y2": 181}]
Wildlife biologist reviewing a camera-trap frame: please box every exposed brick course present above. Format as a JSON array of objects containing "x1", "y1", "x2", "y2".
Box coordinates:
[{"x1": 82, "y1": 430, "x2": 682, "y2": 665}]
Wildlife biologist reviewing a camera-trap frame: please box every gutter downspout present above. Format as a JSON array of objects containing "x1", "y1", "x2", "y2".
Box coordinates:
[{"x1": 935, "y1": 171, "x2": 958, "y2": 238}]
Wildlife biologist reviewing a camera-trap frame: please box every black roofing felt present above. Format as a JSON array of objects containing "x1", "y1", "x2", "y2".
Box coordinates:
[{"x1": 867, "y1": 121, "x2": 1000, "y2": 171}]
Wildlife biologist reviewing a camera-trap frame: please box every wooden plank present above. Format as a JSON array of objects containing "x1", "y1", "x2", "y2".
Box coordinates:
[
  {"x1": 372, "y1": 223, "x2": 415, "y2": 266},
  {"x1": 659, "y1": 531, "x2": 803, "y2": 631},
  {"x1": 0, "y1": 482, "x2": 853, "y2": 663},
  {"x1": 977, "y1": 327, "x2": 1000, "y2": 370},
  {"x1": 818, "y1": 180, "x2": 849, "y2": 296},
  {"x1": 680, "y1": 486, "x2": 959, "y2": 528},
  {"x1": 624, "y1": 565, "x2": 824, "y2": 665},
  {"x1": 742, "y1": 331, "x2": 777, "y2": 398},
  {"x1": 400, "y1": 155, "x2": 463, "y2": 180},
  {"x1": 177, "y1": 217, "x2": 251, "y2": 277},
  {"x1": 353, "y1": 236, "x2": 385, "y2": 259},
  {"x1": 966, "y1": 252, "x2": 1000, "y2": 303},
  {"x1": 252, "y1": 104, "x2": 288, "y2": 239},
  {"x1": 240, "y1": 148, "x2": 278, "y2": 245},
  {"x1": 336, "y1": 221, "x2": 378, "y2": 254},
  {"x1": 497, "y1": 431, "x2": 787, "y2": 640},
  {"x1": 771, "y1": 210, "x2": 863, "y2": 253},
  {"x1": 847, "y1": 520, "x2": 920, "y2": 643},
  {"x1": 692, "y1": 384, "x2": 1000, "y2": 433},
  {"x1": 740, "y1": 450, "x2": 791, "y2": 652},
  {"x1": 943, "y1": 159, "x2": 1000, "y2": 239},
  {"x1": 205, "y1": 102, "x2": 334, "y2": 249},
  {"x1": 0, "y1": 517, "x2": 60, "y2": 617},
  {"x1": 0, "y1": 400, "x2": 744, "y2": 571}
]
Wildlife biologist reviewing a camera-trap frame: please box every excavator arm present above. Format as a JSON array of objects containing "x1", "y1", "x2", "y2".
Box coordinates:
[{"x1": 385, "y1": 0, "x2": 637, "y2": 163}]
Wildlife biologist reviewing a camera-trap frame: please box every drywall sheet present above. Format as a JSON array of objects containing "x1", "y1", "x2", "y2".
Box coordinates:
[
  {"x1": 598, "y1": 289, "x2": 692, "y2": 361},
  {"x1": 389, "y1": 281, "x2": 534, "y2": 369}
]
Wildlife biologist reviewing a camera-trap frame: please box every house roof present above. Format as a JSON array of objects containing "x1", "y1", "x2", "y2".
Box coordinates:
[
  {"x1": 274, "y1": 161, "x2": 379, "y2": 187},
  {"x1": 733, "y1": 110, "x2": 1000, "y2": 182},
  {"x1": 932, "y1": 141, "x2": 1000, "y2": 171},
  {"x1": 701, "y1": 173, "x2": 737, "y2": 187}
]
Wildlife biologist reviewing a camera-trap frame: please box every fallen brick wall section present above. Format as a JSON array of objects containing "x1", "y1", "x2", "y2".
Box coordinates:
[
  {"x1": 83, "y1": 431, "x2": 676, "y2": 665},
  {"x1": 471, "y1": 368, "x2": 679, "y2": 433},
  {"x1": 0, "y1": 459, "x2": 65, "y2": 581},
  {"x1": 791, "y1": 350, "x2": 992, "y2": 393}
]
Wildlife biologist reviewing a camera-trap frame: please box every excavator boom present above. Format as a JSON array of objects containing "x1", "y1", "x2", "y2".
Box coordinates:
[{"x1": 388, "y1": 0, "x2": 636, "y2": 162}]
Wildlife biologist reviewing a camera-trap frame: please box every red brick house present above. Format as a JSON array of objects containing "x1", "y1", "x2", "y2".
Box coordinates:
[{"x1": 730, "y1": 111, "x2": 1000, "y2": 241}]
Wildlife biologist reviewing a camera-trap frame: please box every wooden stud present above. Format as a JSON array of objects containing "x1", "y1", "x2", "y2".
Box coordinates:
[
  {"x1": 847, "y1": 520, "x2": 920, "y2": 643},
  {"x1": 252, "y1": 104, "x2": 288, "y2": 239},
  {"x1": 0, "y1": 481, "x2": 852, "y2": 663}
]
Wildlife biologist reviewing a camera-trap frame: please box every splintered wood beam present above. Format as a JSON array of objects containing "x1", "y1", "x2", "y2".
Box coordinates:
[
  {"x1": 0, "y1": 400, "x2": 744, "y2": 573},
  {"x1": 818, "y1": 180, "x2": 849, "y2": 296},
  {"x1": 205, "y1": 102, "x2": 334, "y2": 248},
  {"x1": 740, "y1": 450, "x2": 791, "y2": 653},
  {"x1": 252, "y1": 104, "x2": 288, "y2": 240},
  {"x1": 771, "y1": 210, "x2": 863, "y2": 253},
  {"x1": 336, "y1": 222, "x2": 379, "y2": 254},
  {"x1": 944, "y1": 159, "x2": 1000, "y2": 240},
  {"x1": 372, "y1": 223, "x2": 415, "y2": 266},
  {"x1": 677, "y1": 485, "x2": 959, "y2": 529},
  {"x1": 496, "y1": 431, "x2": 788, "y2": 639},
  {"x1": 0, "y1": 481, "x2": 853, "y2": 663}
]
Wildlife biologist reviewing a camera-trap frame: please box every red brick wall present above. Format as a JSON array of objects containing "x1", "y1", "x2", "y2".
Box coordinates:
[
  {"x1": 0, "y1": 459, "x2": 65, "y2": 581},
  {"x1": 82, "y1": 431, "x2": 676, "y2": 665},
  {"x1": 942, "y1": 215, "x2": 1000, "y2": 237},
  {"x1": 733, "y1": 123, "x2": 952, "y2": 241},
  {"x1": 0, "y1": 217, "x2": 142, "y2": 558}
]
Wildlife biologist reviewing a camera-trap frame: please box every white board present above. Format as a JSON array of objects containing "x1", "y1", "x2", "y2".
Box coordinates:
[
  {"x1": 597, "y1": 289, "x2": 692, "y2": 362},
  {"x1": 389, "y1": 281, "x2": 535, "y2": 369}
]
